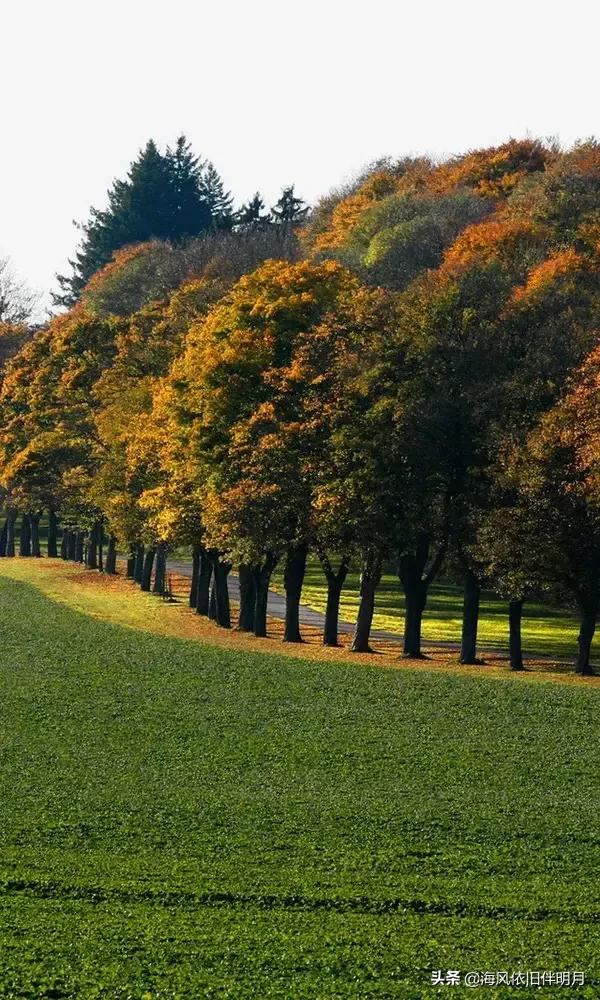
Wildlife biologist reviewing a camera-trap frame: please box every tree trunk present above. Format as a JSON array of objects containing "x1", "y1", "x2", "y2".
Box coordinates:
[
  {"x1": 126, "y1": 549, "x2": 135, "y2": 578},
  {"x1": 30, "y1": 513, "x2": 41, "y2": 557},
  {"x1": 575, "y1": 597, "x2": 598, "y2": 676},
  {"x1": 75, "y1": 532, "x2": 84, "y2": 563},
  {"x1": 253, "y1": 553, "x2": 278, "y2": 638},
  {"x1": 19, "y1": 514, "x2": 31, "y2": 557},
  {"x1": 47, "y1": 510, "x2": 58, "y2": 558},
  {"x1": 460, "y1": 569, "x2": 481, "y2": 664},
  {"x1": 60, "y1": 529, "x2": 68, "y2": 560},
  {"x1": 67, "y1": 530, "x2": 77, "y2": 561},
  {"x1": 321, "y1": 558, "x2": 348, "y2": 647},
  {"x1": 105, "y1": 536, "x2": 117, "y2": 575},
  {"x1": 5, "y1": 511, "x2": 16, "y2": 558},
  {"x1": 509, "y1": 599, "x2": 525, "y2": 671},
  {"x1": 98, "y1": 526, "x2": 103, "y2": 572},
  {"x1": 208, "y1": 577, "x2": 217, "y2": 619},
  {"x1": 351, "y1": 555, "x2": 381, "y2": 653},
  {"x1": 399, "y1": 535, "x2": 447, "y2": 659},
  {"x1": 283, "y1": 543, "x2": 308, "y2": 642},
  {"x1": 212, "y1": 556, "x2": 231, "y2": 628},
  {"x1": 153, "y1": 543, "x2": 167, "y2": 594},
  {"x1": 195, "y1": 548, "x2": 212, "y2": 616},
  {"x1": 141, "y1": 547, "x2": 156, "y2": 591},
  {"x1": 133, "y1": 545, "x2": 145, "y2": 584},
  {"x1": 0, "y1": 518, "x2": 7, "y2": 557},
  {"x1": 237, "y1": 563, "x2": 256, "y2": 631},
  {"x1": 189, "y1": 546, "x2": 200, "y2": 607},
  {"x1": 86, "y1": 522, "x2": 98, "y2": 570}
]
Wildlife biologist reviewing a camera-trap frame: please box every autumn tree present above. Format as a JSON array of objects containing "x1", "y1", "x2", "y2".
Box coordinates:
[
  {"x1": 281, "y1": 286, "x2": 399, "y2": 648},
  {"x1": 164, "y1": 259, "x2": 356, "y2": 638}
]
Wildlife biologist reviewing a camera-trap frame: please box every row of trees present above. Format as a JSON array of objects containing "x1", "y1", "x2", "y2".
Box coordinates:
[{"x1": 1, "y1": 138, "x2": 599, "y2": 673}]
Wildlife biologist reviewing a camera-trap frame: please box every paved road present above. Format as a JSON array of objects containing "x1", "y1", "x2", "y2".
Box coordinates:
[
  {"x1": 166, "y1": 558, "x2": 411, "y2": 643},
  {"x1": 166, "y1": 558, "x2": 584, "y2": 664},
  {"x1": 167, "y1": 558, "x2": 449, "y2": 648}
]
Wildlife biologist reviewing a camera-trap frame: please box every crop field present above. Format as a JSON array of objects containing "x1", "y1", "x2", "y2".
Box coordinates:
[{"x1": 1, "y1": 561, "x2": 599, "y2": 998}]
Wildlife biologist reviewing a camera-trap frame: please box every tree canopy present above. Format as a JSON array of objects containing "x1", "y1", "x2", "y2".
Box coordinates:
[{"x1": 3, "y1": 136, "x2": 600, "y2": 672}]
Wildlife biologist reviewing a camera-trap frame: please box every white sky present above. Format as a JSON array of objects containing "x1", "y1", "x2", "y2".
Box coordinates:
[{"x1": 1, "y1": 0, "x2": 598, "y2": 309}]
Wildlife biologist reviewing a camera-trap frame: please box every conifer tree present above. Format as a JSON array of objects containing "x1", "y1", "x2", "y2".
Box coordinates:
[
  {"x1": 200, "y1": 163, "x2": 234, "y2": 230},
  {"x1": 271, "y1": 185, "x2": 309, "y2": 226},
  {"x1": 165, "y1": 136, "x2": 212, "y2": 237},
  {"x1": 235, "y1": 193, "x2": 270, "y2": 229},
  {"x1": 54, "y1": 137, "x2": 213, "y2": 306}
]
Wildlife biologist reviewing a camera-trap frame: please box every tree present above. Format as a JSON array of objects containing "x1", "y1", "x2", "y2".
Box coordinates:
[
  {"x1": 0, "y1": 258, "x2": 39, "y2": 324},
  {"x1": 235, "y1": 193, "x2": 270, "y2": 229},
  {"x1": 271, "y1": 186, "x2": 309, "y2": 227},
  {"x1": 474, "y1": 493, "x2": 556, "y2": 671},
  {"x1": 166, "y1": 136, "x2": 213, "y2": 237},
  {"x1": 526, "y1": 342, "x2": 600, "y2": 673},
  {"x1": 284, "y1": 286, "x2": 399, "y2": 648},
  {"x1": 54, "y1": 137, "x2": 213, "y2": 306},
  {"x1": 524, "y1": 417, "x2": 600, "y2": 676},
  {"x1": 165, "y1": 259, "x2": 356, "y2": 638},
  {"x1": 200, "y1": 163, "x2": 234, "y2": 230}
]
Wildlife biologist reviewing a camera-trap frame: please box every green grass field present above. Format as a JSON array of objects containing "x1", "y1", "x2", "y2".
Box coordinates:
[
  {"x1": 1, "y1": 562, "x2": 600, "y2": 997},
  {"x1": 272, "y1": 560, "x2": 595, "y2": 660}
]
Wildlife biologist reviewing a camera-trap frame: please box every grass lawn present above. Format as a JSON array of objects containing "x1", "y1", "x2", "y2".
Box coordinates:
[
  {"x1": 8, "y1": 514, "x2": 593, "y2": 660},
  {"x1": 271, "y1": 560, "x2": 595, "y2": 661},
  {"x1": 0, "y1": 561, "x2": 599, "y2": 997}
]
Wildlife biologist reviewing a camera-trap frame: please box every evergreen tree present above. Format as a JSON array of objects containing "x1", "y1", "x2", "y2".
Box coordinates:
[
  {"x1": 235, "y1": 192, "x2": 270, "y2": 229},
  {"x1": 165, "y1": 136, "x2": 211, "y2": 237},
  {"x1": 200, "y1": 163, "x2": 234, "y2": 230},
  {"x1": 54, "y1": 137, "x2": 213, "y2": 307},
  {"x1": 271, "y1": 185, "x2": 309, "y2": 226}
]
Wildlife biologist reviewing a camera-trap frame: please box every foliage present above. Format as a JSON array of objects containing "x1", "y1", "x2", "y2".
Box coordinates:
[
  {"x1": 2, "y1": 135, "x2": 600, "y2": 668},
  {"x1": 306, "y1": 141, "x2": 552, "y2": 275},
  {"x1": 163, "y1": 259, "x2": 358, "y2": 564}
]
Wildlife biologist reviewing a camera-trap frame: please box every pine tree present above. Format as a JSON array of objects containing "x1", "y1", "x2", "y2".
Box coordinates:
[
  {"x1": 200, "y1": 163, "x2": 234, "y2": 230},
  {"x1": 235, "y1": 192, "x2": 271, "y2": 229},
  {"x1": 54, "y1": 137, "x2": 213, "y2": 307},
  {"x1": 166, "y1": 136, "x2": 212, "y2": 238},
  {"x1": 271, "y1": 185, "x2": 309, "y2": 226}
]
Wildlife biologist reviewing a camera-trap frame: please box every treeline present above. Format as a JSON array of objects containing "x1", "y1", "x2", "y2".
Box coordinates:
[
  {"x1": 54, "y1": 135, "x2": 308, "y2": 306},
  {"x1": 1, "y1": 137, "x2": 600, "y2": 673}
]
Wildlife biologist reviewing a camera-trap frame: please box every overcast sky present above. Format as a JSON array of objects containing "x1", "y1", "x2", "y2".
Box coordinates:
[{"x1": 1, "y1": 0, "x2": 598, "y2": 309}]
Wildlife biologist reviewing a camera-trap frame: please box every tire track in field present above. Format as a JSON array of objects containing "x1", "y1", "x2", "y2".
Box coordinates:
[{"x1": 0, "y1": 878, "x2": 596, "y2": 924}]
